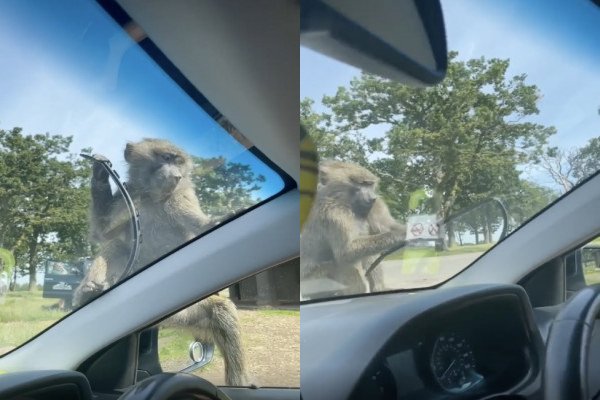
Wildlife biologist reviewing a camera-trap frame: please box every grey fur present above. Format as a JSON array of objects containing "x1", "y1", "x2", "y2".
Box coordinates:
[
  {"x1": 73, "y1": 139, "x2": 248, "y2": 386},
  {"x1": 300, "y1": 160, "x2": 406, "y2": 296}
]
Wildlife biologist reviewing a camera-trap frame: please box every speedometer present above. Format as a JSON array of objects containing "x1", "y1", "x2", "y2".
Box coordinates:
[{"x1": 430, "y1": 332, "x2": 483, "y2": 393}]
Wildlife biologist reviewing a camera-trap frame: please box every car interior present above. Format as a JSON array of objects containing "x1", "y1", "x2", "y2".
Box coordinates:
[
  {"x1": 1, "y1": 1, "x2": 600, "y2": 400},
  {"x1": 0, "y1": 1, "x2": 298, "y2": 400},
  {"x1": 300, "y1": 1, "x2": 600, "y2": 400}
]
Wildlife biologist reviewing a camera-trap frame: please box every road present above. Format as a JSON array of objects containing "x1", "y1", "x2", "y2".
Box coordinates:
[{"x1": 378, "y1": 252, "x2": 485, "y2": 289}]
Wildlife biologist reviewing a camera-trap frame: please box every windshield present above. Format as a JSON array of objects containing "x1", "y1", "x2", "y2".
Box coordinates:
[
  {"x1": 0, "y1": 0, "x2": 289, "y2": 356},
  {"x1": 300, "y1": 0, "x2": 600, "y2": 300}
]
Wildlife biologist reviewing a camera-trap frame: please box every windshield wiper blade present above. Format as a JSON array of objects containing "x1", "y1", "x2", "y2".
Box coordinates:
[{"x1": 81, "y1": 153, "x2": 141, "y2": 281}]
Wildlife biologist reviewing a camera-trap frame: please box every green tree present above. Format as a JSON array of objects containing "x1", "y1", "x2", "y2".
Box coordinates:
[
  {"x1": 301, "y1": 98, "x2": 370, "y2": 165},
  {"x1": 0, "y1": 128, "x2": 91, "y2": 290},
  {"x1": 192, "y1": 156, "x2": 265, "y2": 219},
  {"x1": 503, "y1": 180, "x2": 558, "y2": 229},
  {"x1": 319, "y1": 52, "x2": 555, "y2": 244}
]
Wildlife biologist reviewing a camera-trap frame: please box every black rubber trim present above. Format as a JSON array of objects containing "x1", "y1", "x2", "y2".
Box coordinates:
[
  {"x1": 414, "y1": 0, "x2": 447, "y2": 73},
  {"x1": 301, "y1": 0, "x2": 447, "y2": 84}
]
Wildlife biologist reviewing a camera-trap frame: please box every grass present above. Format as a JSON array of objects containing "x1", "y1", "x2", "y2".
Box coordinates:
[
  {"x1": 0, "y1": 291, "x2": 67, "y2": 352},
  {"x1": 256, "y1": 308, "x2": 300, "y2": 317},
  {"x1": 584, "y1": 267, "x2": 600, "y2": 285},
  {"x1": 0, "y1": 291, "x2": 300, "y2": 387}
]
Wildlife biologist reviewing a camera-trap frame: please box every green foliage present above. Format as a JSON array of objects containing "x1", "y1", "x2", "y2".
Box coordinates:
[
  {"x1": 502, "y1": 180, "x2": 558, "y2": 228},
  {"x1": 0, "y1": 127, "x2": 265, "y2": 289},
  {"x1": 0, "y1": 248, "x2": 15, "y2": 277},
  {"x1": 0, "y1": 127, "x2": 91, "y2": 289},
  {"x1": 192, "y1": 156, "x2": 265, "y2": 219},
  {"x1": 305, "y1": 52, "x2": 558, "y2": 236},
  {"x1": 301, "y1": 98, "x2": 370, "y2": 165}
]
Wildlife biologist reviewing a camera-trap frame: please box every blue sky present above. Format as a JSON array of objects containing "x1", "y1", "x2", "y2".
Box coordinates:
[
  {"x1": 0, "y1": 0, "x2": 284, "y2": 201},
  {"x1": 301, "y1": 0, "x2": 600, "y2": 189}
]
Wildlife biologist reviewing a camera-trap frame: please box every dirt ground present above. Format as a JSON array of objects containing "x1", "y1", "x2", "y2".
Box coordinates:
[{"x1": 163, "y1": 308, "x2": 300, "y2": 388}]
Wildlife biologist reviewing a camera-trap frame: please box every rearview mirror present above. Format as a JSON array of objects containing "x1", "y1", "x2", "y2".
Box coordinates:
[{"x1": 301, "y1": 0, "x2": 447, "y2": 86}]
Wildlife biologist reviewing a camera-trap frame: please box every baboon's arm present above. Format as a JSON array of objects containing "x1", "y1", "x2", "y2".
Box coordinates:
[
  {"x1": 167, "y1": 189, "x2": 212, "y2": 239},
  {"x1": 368, "y1": 199, "x2": 406, "y2": 235},
  {"x1": 90, "y1": 159, "x2": 118, "y2": 242},
  {"x1": 325, "y1": 210, "x2": 403, "y2": 265}
]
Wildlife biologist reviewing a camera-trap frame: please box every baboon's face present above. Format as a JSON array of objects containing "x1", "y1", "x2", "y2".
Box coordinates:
[
  {"x1": 125, "y1": 139, "x2": 192, "y2": 197},
  {"x1": 319, "y1": 161, "x2": 380, "y2": 217},
  {"x1": 349, "y1": 177, "x2": 378, "y2": 217}
]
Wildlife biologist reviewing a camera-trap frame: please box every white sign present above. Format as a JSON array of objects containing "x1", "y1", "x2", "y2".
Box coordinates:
[{"x1": 406, "y1": 214, "x2": 441, "y2": 241}]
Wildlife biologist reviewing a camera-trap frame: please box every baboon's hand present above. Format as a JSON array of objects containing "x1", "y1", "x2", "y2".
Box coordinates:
[
  {"x1": 389, "y1": 222, "x2": 407, "y2": 239},
  {"x1": 92, "y1": 154, "x2": 111, "y2": 182}
]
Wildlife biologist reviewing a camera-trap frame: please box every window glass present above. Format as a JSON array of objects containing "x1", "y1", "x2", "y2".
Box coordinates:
[
  {"x1": 154, "y1": 260, "x2": 300, "y2": 388},
  {"x1": 0, "y1": 0, "x2": 287, "y2": 356},
  {"x1": 300, "y1": 0, "x2": 600, "y2": 299},
  {"x1": 566, "y1": 237, "x2": 600, "y2": 287}
]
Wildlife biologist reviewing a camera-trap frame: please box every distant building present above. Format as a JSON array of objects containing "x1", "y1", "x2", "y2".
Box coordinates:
[{"x1": 229, "y1": 258, "x2": 299, "y2": 307}]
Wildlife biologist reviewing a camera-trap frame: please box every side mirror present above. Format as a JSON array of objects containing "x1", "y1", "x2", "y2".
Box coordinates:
[
  {"x1": 301, "y1": 0, "x2": 448, "y2": 86},
  {"x1": 180, "y1": 341, "x2": 215, "y2": 374},
  {"x1": 566, "y1": 245, "x2": 600, "y2": 297}
]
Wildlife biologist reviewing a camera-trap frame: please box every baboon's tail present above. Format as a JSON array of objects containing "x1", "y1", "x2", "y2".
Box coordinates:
[
  {"x1": 169, "y1": 296, "x2": 248, "y2": 386},
  {"x1": 206, "y1": 298, "x2": 248, "y2": 386}
]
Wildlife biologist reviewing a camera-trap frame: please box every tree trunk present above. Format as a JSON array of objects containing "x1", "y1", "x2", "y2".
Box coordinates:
[
  {"x1": 475, "y1": 231, "x2": 479, "y2": 244},
  {"x1": 447, "y1": 222, "x2": 456, "y2": 248},
  {"x1": 485, "y1": 217, "x2": 493, "y2": 243},
  {"x1": 28, "y1": 239, "x2": 38, "y2": 291},
  {"x1": 483, "y1": 218, "x2": 491, "y2": 244}
]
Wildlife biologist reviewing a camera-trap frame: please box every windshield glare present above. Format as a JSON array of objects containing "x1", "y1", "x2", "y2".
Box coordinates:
[{"x1": 300, "y1": 0, "x2": 600, "y2": 300}]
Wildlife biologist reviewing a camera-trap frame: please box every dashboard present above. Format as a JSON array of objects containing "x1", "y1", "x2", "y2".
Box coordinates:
[{"x1": 301, "y1": 284, "x2": 545, "y2": 400}]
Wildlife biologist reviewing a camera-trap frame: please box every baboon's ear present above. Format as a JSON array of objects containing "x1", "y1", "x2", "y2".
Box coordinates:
[{"x1": 124, "y1": 143, "x2": 135, "y2": 162}]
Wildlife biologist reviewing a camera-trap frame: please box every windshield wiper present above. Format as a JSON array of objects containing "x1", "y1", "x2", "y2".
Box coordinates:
[{"x1": 81, "y1": 153, "x2": 141, "y2": 281}]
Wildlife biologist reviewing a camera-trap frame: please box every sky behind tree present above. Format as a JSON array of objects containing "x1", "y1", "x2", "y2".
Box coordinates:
[{"x1": 0, "y1": 0, "x2": 284, "y2": 199}]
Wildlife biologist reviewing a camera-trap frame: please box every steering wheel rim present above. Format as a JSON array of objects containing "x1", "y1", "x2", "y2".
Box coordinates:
[
  {"x1": 117, "y1": 373, "x2": 229, "y2": 400},
  {"x1": 544, "y1": 284, "x2": 600, "y2": 400}
]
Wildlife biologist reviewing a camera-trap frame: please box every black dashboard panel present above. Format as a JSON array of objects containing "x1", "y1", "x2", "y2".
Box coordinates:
[
  {"x1": 0, "y1": 370, "x2": 93, "y2": 400},
  {"x1": 351, "y1": 293, "x2": 539, "y2": 399},
  {"x1": 301, "y1": 284, "x2": 545, "y2": 400}
]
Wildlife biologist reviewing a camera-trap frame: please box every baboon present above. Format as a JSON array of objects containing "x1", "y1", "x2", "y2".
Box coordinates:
[
  {"x1": 300, "y1": 160, "x2": 405, "y2": 297},
  {"x1": 73, "y1": 138, "x2": 248, "y2": 386}
]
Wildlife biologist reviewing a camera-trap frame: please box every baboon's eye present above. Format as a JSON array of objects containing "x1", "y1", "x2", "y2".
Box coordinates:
[{"x1": 160, "y1": 153, "x2": 175, "y2": 162}]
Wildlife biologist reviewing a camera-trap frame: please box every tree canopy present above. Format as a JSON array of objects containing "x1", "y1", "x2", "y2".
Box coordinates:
[
  {"x1": 0, "y1": 128, "x2": 91, "y2": 289},
  {"x1": 192, "y1": 156, "x2": 265, "y2": 219},
  {"x1": 538, "y1": 137, "x2": 600, "y2": 193},
  {"x1": 302, "y1": 51, "x2": 565, "y2": 244},
  {"x1": 0, "y1": 128, "x2": 266, "y2": 289}
]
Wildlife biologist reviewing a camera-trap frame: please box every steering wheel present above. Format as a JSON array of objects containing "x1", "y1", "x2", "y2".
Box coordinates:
[
  {"x1": 544, "y1": 284, "x2": 600, "y2": 400},
  {"x1": 118, "y1": 373, "x2": 231, "y2": 400}
]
